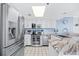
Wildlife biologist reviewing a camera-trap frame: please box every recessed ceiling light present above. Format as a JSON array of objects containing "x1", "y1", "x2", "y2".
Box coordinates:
[{"x1": 32, "y1": 6, "x2": 46, "y2": 17}]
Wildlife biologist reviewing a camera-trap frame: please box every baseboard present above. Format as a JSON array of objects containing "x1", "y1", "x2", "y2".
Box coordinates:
[
  {"x1": 24, "y1": 45, "x2": 31, "y2": 47},
  {"x1": 24, "y1": 45, "x2": 48, "y2": 47},
  {"x1": 42, "y1": 45, "x2": 48, "y2": 46}
]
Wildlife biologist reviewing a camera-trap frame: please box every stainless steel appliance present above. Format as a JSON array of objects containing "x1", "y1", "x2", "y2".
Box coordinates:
[
  {"x1": 0, "y1": 4, "x2": 24, "y2": 56},
  {"x1": 31, "y1": 23, "x2": 42, "y2": 46},
  {"x1": 31, "y1": 35, "x2": 40, "y2": 46}
]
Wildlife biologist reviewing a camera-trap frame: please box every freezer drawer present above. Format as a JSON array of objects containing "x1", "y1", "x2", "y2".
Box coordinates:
[
  {"x1": 3, "y1": 41, "x2": 24, "y2": 56},
  {"x1": 11, "y1": 46, "x2": 24, "y2": 56}
]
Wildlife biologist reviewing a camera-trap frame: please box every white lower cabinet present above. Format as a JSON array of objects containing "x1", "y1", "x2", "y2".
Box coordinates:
[
  {"x1": 42, "y1": 35, "x2": 48, "y2": 45},
  {"x1": 24, "y1": 35, "x2": 31, "y2": 46},
  {"x1": 24, "y1": 34, "x2": 48, "y2": 46}
]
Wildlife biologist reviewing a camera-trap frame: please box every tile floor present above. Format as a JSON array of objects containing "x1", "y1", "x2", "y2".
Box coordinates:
[{"x1": 24, "y1": 46, "x2": 48, "y2": 56}]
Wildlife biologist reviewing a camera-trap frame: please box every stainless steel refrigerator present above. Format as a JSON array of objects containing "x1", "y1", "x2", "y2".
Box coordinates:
[{"x1": 0, "y1": 3, "x2": 24, "y2": 56}]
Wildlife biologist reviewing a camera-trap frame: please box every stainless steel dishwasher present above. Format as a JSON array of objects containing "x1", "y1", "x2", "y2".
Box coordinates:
[{"x1": 31, "y1": 35, "x2": 40, "y2": 46}]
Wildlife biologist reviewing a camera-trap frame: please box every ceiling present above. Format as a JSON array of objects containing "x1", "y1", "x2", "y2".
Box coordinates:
[{"x1": 9, "y1": 3, "x2": 79, "y2": 19}]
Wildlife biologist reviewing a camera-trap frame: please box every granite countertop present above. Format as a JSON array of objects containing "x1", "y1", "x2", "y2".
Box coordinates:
[
  {"x1": 48, "y1": 36, "x2": 70, "y2": 48},
  {"x1": 48, "y1": 33, "x2": 79, "y2": 47},
  {"x1": 48, "y1": 34, "x2": 79, "y2": 55}
]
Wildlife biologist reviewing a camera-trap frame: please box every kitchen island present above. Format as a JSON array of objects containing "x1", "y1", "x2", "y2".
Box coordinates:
[{"x1": 48, "y1": 34, "x2": 79, "y2": 56}]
